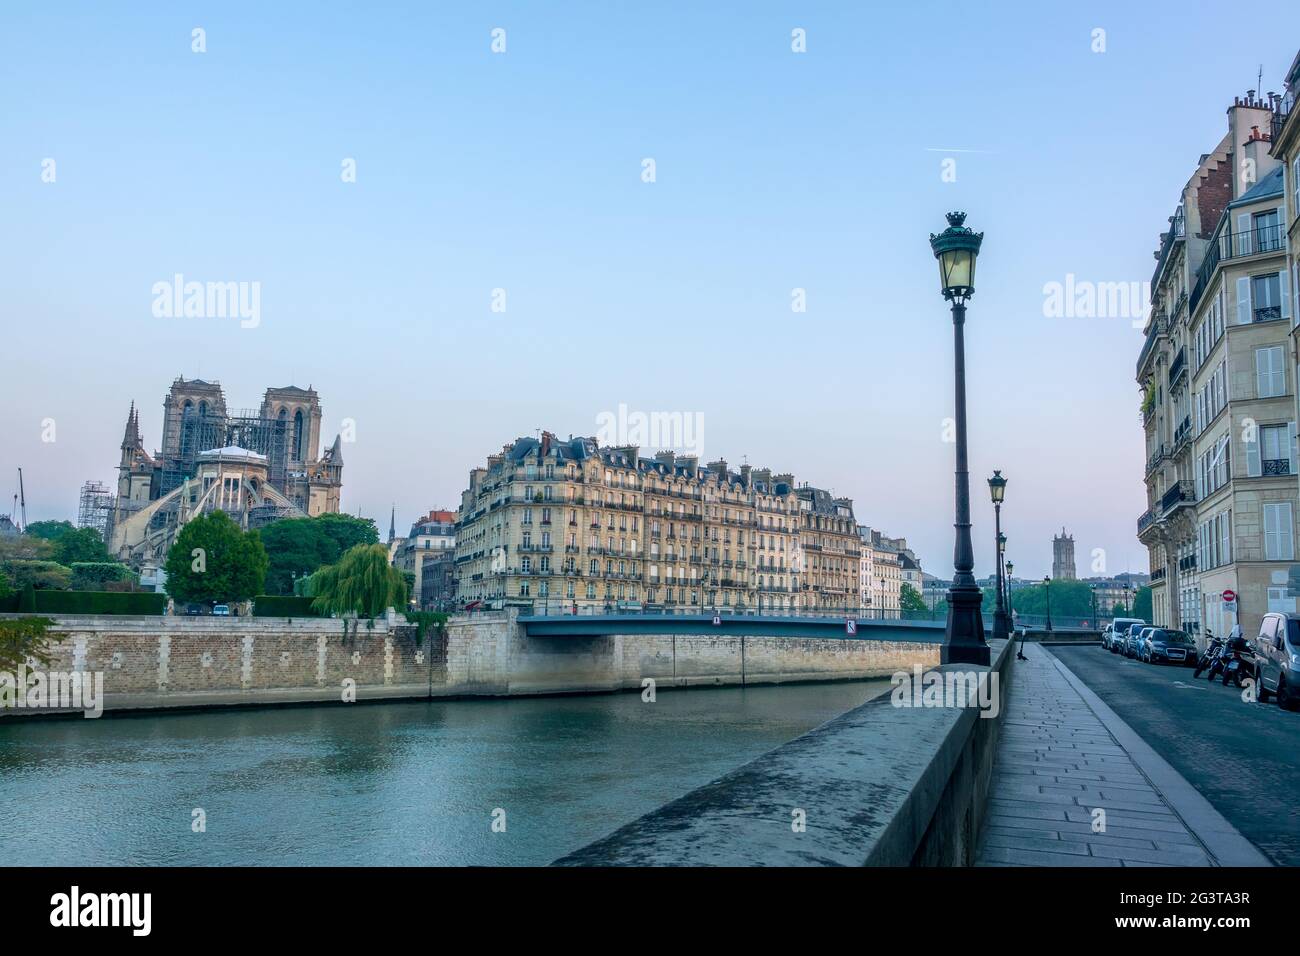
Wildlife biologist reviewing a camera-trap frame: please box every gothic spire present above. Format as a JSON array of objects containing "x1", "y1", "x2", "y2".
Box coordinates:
[{"x1": 121, "y1": 401, "x2": 139, "y2": 449}]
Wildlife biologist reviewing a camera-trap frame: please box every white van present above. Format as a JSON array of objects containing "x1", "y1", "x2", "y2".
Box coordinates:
[{"x1": 1106, "y1": 617, "x2": 1145, "y2": 652}]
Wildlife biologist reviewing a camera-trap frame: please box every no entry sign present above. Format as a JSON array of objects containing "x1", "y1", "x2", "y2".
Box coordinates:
[{"x1": 1222, "y1": 589, "x2": 1237, "y2": 605}]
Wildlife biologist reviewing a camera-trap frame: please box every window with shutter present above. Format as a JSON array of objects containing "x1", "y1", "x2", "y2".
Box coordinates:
[
  {"x1": 1246, "y1": 424, "x2": 1262, "y2": 476},
  {"x1": 1238, "y1": 213, "x2": 1254, "y2": 256},
  {"x1": 1262, "y1": 425, "x2": 1289, "y2": 475},
  {"x1": 1238, "y1": 276, "x2": 1252, "y2": 324},
  {"x1": 1265, "y1": 503, "x2": 1295, "y2": 561},
  {"x1": 1256, "y1": 346, "x2": 1286, "y2": 397}
]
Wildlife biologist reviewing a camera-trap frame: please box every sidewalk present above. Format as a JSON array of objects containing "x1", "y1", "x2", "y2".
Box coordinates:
[{"x1": 976, "y1": 642, "x2": 1268, "y2": 867}]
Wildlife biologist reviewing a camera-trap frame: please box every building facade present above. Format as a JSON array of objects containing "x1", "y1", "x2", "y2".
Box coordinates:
[
  {"x1": 857, "y1": 527, "x2": 917, "y2": 618},
  {"x1": 453, "y1": 432, "x2": 857, "y2": 613},
  {"x1": 1139, "y1": 82, "x2": 1299, "y2": 641},
  {"x1": 391, "y1": 510, "x2": 457, "y2": 608}
]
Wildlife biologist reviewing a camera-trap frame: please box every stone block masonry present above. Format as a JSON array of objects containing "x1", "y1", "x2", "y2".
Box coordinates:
[{"x1": 1, "y1": 610, "x2": 938, "y2": 717}]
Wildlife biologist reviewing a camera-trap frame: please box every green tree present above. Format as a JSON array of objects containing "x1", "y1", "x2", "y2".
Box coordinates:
[
  {"x1": 0, "y1": 616, "x2": 54, "y2": 673},
  {"x1": 257, "y1": 514, "x2": 379, "y2": 595},
  {"x1": 1010, "y1": 580, "x2": 1096, "y2": 621},
  {"x1": 69, "y1": 562, "x2": 137, "y2": 591},
  {"x1": 24, "y1": 520, "x2": 74, "y2": 544},
  {"x1": 1133, "y1": 586, "x2": 1152, "y2": 621},
  {"x1": 164, "y1": 511, "x2": 268, "y2": 606},
  {"x1": 0, "y1": 533, "x2": 55, "y2": 564},
  {"x1": 2, "y1": 561, "x2": 71, "y2": 590},
  {"x1": 900, "y1": 582, "x2": 928, "y2": 613},
  {"x1": 309, "y1": 543, "x2": 408, "y2": 619},
  {"x1": 23, "y1": 521, "x2": 109, "y2": 565},
  {"x1": 53, "y1": 527, "x2": 110, "y2": 565}
]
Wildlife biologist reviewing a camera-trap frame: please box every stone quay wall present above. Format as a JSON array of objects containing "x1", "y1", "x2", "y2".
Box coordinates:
[
  {"x1": 554, "y1": 638, "x2": 1016, "y2": 867},
  {"x1": 1, "y1": 609, "x2": 939, "y2": 717}
]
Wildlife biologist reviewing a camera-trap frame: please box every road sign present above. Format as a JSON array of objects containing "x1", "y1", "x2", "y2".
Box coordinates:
[
  {"x1": 712, "y1": 614, "x2": 721, "y2": 626},
  {"x1": 845, "y1": 618, "x2": 857, "y2": 636},
  {"x1": 1222, "y1": 589, "x2": 1237, "y2": 604}
]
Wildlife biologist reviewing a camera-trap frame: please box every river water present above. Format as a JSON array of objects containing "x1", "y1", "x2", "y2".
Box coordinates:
[{"x1": 0, "y1": 680, "x2": 888, "y2": 866}]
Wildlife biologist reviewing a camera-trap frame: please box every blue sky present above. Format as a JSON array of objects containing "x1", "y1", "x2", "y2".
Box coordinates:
[{"x1": 2, "y1": 2, "x2": 1298, "y2": 578}]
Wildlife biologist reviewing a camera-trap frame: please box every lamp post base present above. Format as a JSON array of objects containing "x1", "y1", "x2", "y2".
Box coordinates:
[
  {"x1": 991, "y1": 607, "x2": 1012, "y2": 643},
  {"x1": 942, "y1": 582, "x2": 990, "y2": 666}
]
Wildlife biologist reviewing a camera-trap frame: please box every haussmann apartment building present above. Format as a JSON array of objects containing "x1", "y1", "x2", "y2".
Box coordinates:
[
  {"x1": 452, "y1": 431, "x2": 862, "y2": 614},
  {"x1": 1138, "y1": 73, "x2": 1300, "y2": 643}
]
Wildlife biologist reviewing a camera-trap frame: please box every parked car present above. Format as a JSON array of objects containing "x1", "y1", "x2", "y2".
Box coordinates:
[
  {"x1": 212, "y1": 604, "x2": 230, "y2": 617},
  {"x1": 1253, "y1": 612, "x2": 1300, "y2": 709},
  {"x1": 1138, "y1": 628, "x2": 1197, "y2": 665},
  {"x1": 1100, "y1": 623, "x2": 1118, "y2": 650},
  {"x1": 1107, "y1": 617, "x2": 1145, "y2": 652},
  {"x1": 1125, "y1": 626, "x2": 1154, "y2": 658}
]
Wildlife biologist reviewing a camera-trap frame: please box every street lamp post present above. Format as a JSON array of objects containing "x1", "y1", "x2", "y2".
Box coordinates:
[
  {"x1": 1004, "y1": 560, "x2": 1014, "y2": 625},
  {"x1": 930, "y1": 212, "x2": 989, "y2": 665},
  {"x1": 998, "y1": 534, "x2": 1008, "y2": 617},
  {"x1": 988, "y1": 471, "x2": 1010, "y2": 642},
  {"x1": 1043, "y1": 575, "x2": 1054, "y2": 632},
  {"x1": 1090, "y1": 584, "x2": 1099, "y2": 631}
]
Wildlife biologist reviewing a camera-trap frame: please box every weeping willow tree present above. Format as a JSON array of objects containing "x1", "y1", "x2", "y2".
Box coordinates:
[{"x1": 308, "y1": 544, "x2": 408, "y2": 619}]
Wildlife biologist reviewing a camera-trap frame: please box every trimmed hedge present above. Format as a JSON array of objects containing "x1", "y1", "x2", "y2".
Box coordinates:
[
  {"x1": 252, "y1": 595, "x2": 321, "y2": 618},
  {"x1": 69, "y1": 562, "x2": 137, "y2": 591},
  {"x1": 21, "y1": 590, "x2": 166, "y2": 616}
]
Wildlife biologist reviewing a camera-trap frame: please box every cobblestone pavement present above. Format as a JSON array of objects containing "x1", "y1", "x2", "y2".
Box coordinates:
[{"x1": 976, "y1": 642, "x2": 1265, "y2": 867}]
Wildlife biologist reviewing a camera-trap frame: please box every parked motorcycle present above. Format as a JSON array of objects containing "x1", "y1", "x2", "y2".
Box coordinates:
[
  {"x1": 1217, "y1": 628, "x2": 1255, "y2": 688},
  {"x1": 1193, "y1": 631, "x2": 1224, "y2": 679},
  {"x1": 1205, "y1": 632, "x2": 1239, "y2": 682}
]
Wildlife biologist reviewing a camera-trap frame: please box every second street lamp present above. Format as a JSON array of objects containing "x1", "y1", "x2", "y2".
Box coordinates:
[
  {"x1": 1004, "y1": 560, "x2": 1014, "y2": 625},
  {"x1": 930, "y1": 212, "x2": 989, "y2": 665},
  {"x1": 1043, "y1": 575, "x2": 1054, "y2": 632},
  {"x1": 988, "y1": 471, "x2": 1011, "y2": 642}
]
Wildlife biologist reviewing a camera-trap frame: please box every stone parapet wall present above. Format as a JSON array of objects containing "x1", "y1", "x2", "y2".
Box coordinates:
[{"x1": 1, "y1": 610, "x2": 939, "y2": 716}]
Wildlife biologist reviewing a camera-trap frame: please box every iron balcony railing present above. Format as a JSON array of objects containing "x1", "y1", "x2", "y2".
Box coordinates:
[
  {"x1": 1168, "y1": 348, "x2": 1186, "y2": 387},
  {"x1": 1137, "y1": 509, "x2": 1156, "y2": 535},
  {"x1": 1160, "y1": 480, "x2": 1194, "y2": 515},
  {"x1": 1274, "y1": 88, "x2": 1296, "y2": 143},
  {"x1": 1145, "y1": 444, "x2": 1168, "y2": 476},
  {"x1": 1136, "y1": 315, "x2": 1167, "y2": 378},
  {"x1": 1151, "y1": 209, "x2": 1186, "y2": 288},
  {"x1": 1191, "y1": 223, "x2": 1286, "y2": 312}
]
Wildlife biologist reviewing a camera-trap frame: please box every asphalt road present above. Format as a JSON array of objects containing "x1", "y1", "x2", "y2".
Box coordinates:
[{"x1": 1051, "y1": 644, "x2": 1300, "y2": 866}]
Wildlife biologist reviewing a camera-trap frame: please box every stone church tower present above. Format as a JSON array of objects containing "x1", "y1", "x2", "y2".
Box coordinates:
[
  {"x1": 1052, "y1": 527, "x2": 1077, "y2": 581},
  {"x1": 106, "y1": 376, "x2": 345, "y2": 570}
]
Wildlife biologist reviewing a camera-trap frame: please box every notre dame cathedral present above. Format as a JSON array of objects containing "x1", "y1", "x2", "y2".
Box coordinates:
[{"x1": 109, "y1": 376, "x2": 345, "y2": 574}]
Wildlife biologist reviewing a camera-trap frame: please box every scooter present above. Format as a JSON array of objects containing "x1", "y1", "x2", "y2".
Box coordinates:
[
  {"x1": 1222, "y1": 644, "x2": 1255, "y2": 688},
  {"x1": 1193, "y1": 632, "x2": 1224, "y2": 679}
]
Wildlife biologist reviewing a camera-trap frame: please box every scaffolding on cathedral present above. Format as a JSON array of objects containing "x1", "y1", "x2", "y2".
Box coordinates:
[
  {"x1": 77, "y1": 480, "x2": 114, "y2": 537},
  {"x1": 158, "y1": 406, "x2": 290, "y2": 499}
]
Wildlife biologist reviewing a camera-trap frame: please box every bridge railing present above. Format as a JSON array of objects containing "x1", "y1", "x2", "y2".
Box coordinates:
[
  {"x1": 1011, "y1": 613, "x2": 1106, "y2": 631},
  {"x1": 513, "y1": 601, "x2": 948, "y2": 622}
]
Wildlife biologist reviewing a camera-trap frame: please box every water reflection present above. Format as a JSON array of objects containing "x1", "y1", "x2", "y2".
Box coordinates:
[{"x1": 0, "y1": 680, "x2": 887, "y2": 866}]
